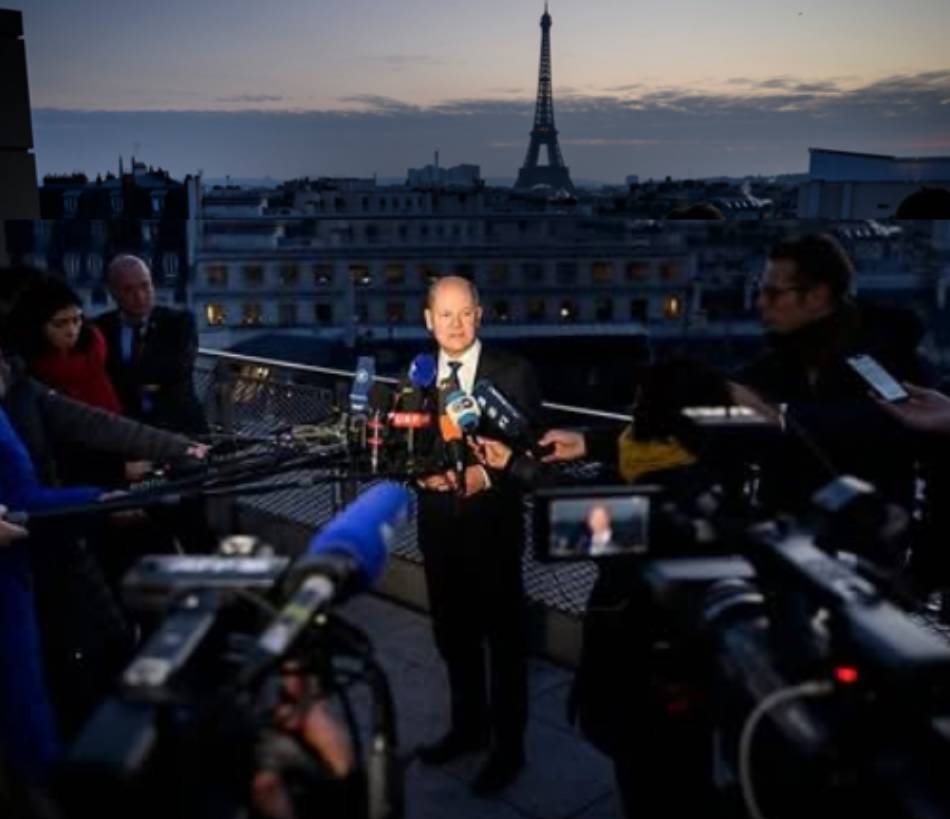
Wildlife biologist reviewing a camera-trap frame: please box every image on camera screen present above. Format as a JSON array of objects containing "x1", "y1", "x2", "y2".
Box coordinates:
[{"x1": 549, "y1": 495, "x2": 650, "y2": 558}]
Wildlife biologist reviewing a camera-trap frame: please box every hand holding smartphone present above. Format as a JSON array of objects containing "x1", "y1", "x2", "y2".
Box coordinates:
[{"x1": 845, "y1": 354, "x2": 909, "y2": 404}]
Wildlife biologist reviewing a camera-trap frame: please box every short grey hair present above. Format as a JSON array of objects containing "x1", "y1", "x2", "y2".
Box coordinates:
[
  {"x1": 106, "y1": 254, "x2": 151, "y2": 286},
  {"x1": 425, "y1": 275, "x2": 480, "y2": 310}
]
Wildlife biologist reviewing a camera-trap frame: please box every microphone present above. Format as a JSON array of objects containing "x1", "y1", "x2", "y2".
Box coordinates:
[
  {"x1": 347, "y1": 356, "x2": 376, "y2": 450},
  {"x1": 349, "y1": 356, "x2": 376, "y2": 415},
  {"x1": 367, "y1": 383, "x2": 392, "y2": 474},
  {"x1": 390, "y1": 386, "x2": 433, "y2": 467},
  {"x1": 445, "y1": 388, "x2": 481, "y2": 436},
  {"x1": 472, "y1": 379, "x2": 538, "y2": 453},
  {"x1": 408, "y1": 353, "x2": 437, "y2": 389},
  {"x1": 252, "y1": 482, "x2": 412, "y2": 668},
  {"x1": 438, "y1": 413, "x2": 466, "y2": 494}
]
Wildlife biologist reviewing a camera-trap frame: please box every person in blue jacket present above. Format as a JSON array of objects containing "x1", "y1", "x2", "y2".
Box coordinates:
[{"x1": 0, "y1": 401, "x2": 102, "y2": 788}]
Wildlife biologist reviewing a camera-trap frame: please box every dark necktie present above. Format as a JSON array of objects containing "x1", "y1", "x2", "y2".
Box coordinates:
[
  {"x1": 130, "y1": 324, "x2": 145, "y2": 365},
  {"x1": 446, "y1": 360, "x2": 463, "y2": 392}
]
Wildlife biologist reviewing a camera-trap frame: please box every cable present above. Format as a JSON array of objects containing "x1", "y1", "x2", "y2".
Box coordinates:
[{"x1": 738, "y1": 679, "x2": 834, "y2": 819}]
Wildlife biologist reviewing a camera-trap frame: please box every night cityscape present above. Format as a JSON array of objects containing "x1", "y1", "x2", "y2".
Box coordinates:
[{"x1": 2, "y1": 2, "x2": 950, "y2": 818}]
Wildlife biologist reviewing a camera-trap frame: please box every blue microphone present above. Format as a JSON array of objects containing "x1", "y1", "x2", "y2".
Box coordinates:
[
  {"x1": 349, "y1": 356, "x2": 376, "y2": 415},
  {"x1": 251, "y1": 483, "x2": 412, "y2": 666},
  {"x1": 300, "y1": 480, "x2": 411, "y2": 589},
  {"x1": 408, "y1": 354, "x2": 437, "y2": 389}
]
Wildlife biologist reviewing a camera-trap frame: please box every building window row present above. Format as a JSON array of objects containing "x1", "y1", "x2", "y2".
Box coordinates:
[
  {"x1": 200, "y1": 259, "x2": 683, "y2": 290},
  {"x1": 202, "y1": 294, "x2": 687, "y2": 329},
  {"x1": 204, "y1": 302, "x2": 337, "y2": 328}
]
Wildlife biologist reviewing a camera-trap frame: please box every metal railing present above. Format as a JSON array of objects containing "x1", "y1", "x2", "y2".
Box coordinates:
[{"x1": 195, "y1": 348, "x2": 621, "y2": 616}]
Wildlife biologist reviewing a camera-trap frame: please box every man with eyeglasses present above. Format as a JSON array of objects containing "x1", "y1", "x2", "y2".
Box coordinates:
[{"x1": 732, "y1": 233, "x2": 931, "y2": 528}]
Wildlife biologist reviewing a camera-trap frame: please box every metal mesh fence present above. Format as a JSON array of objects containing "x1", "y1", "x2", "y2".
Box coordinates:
[{"x1": 195, "y1": 354, "x2": 604, "y2": 616}]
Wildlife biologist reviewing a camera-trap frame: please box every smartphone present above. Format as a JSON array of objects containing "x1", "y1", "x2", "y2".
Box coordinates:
[
  {"x1": 845, "y1": 354, "x2": 909, "y2": 403},
  {"x1": 532, "y1": 485, "x2": 659, "y2": 562}
]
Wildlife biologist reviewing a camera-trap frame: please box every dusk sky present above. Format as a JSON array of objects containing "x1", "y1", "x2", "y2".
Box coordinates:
[{"x1": 19, "y1": 0, "x2": 950, "y2": 182}]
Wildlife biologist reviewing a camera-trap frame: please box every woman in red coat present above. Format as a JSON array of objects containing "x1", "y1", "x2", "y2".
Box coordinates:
[
  {"x1": 11, "y1": 275, "x2": 122, "y2": 413},
  {"x1": 9, "y1": 275, "x2": 133, "y2": 484}
]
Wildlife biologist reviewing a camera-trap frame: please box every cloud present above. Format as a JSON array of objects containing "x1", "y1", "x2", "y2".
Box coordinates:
[
  {"x1": 335, "y1": 94, "x2": 420, "y2": 113},
  {"x1": 215, "y1": 94, "x2": 285, "y2": 104},
  {"x1": 32, "y1": 69, "x2": 950, "y2": 182}
]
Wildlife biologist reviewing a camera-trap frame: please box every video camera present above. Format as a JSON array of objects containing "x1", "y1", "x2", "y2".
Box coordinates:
[
  {"x1": 557, "y1": 472, "x2": 950, "y2": 819},
  {"x1": 56, "y1": 483, "x2": 412, "y2": 819}
]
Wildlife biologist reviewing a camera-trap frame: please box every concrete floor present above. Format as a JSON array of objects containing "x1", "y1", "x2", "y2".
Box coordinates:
[{"x1": 337, "y1": 595, "x2": 625, "y2": 819}]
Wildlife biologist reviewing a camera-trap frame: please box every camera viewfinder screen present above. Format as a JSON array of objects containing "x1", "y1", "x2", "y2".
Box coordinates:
[{"x1": 549, "y1": 495, "x2": 650, "y2": 558}]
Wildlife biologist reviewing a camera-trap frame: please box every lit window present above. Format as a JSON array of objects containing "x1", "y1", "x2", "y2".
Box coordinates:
[
  {"x1": 350, "y1": 265, "x2": 371, "y2": 287},
  {"x1": 559, "y1": 300, "x2": 578, "y2": 322},
  {"x1": 664, "y1": 294, "x2": 682, "y2": 320},
  {"x1": 205, "y1": 303, "x2": 227, "y2": 326},
  {"x1": 241, "y1": 303, "x2": 263, "y2": 325}
]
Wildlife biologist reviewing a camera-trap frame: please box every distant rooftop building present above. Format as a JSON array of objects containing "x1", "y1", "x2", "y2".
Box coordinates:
[
  {"x1": 798, "y1": 147, "x2": 950, "y2": 219},
  {"x1": 406, "y1": 152, "x2": 481, "y2": 189},
  {"x1": 15, "y1": 157, "x2": 193, "y2": 304},
  {"x1": 711, "y1": 194, "x2": 773, "y2": 220}
]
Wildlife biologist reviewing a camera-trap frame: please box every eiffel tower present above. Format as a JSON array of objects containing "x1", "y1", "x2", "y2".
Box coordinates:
[{"x1": 514, "y1": 3, "x2": 575, "y2": 193}]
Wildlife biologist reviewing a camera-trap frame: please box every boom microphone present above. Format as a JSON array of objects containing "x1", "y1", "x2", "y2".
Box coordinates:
[{"x1": 252, "y1": 482, "x2": 412, "y2": 668}]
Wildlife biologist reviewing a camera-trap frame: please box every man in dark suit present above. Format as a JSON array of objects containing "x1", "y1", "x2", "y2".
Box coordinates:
[
  {"x1": 415, "y1": 276, "x2": 542, "y2": 795},
  {"x1": 96, "y1": 254, "x2": 212, "y2": 554},
  {"x1": 96, "y1": 254, "x2": 207, "y2": 436}
]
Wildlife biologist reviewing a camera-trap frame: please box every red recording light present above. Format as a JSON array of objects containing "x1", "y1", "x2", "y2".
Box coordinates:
[{"x1": 834, "y1": 666, "x2": 859, "y2": 685}]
